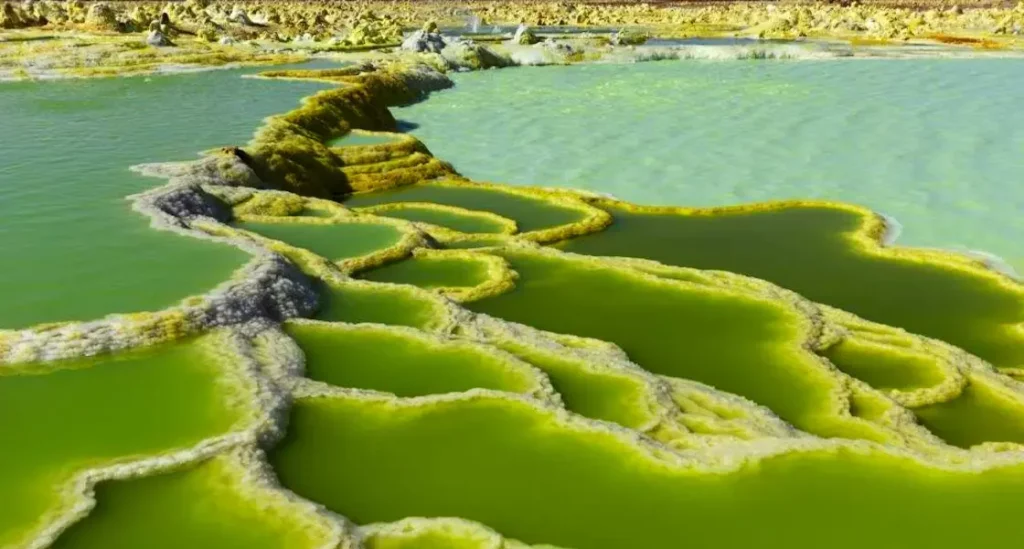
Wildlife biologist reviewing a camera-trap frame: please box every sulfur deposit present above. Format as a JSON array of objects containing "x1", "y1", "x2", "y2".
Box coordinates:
[{"x1": 4, "y1": 3, "x2": 1024, "y2": 548}]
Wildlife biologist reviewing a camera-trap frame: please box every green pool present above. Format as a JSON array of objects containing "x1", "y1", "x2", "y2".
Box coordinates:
[
  {"x1": 0, "y1": 65, "x2": 332, "y2": 328},
  {"x1": 4, "y1": 54, "x2": 1024, "y2": 549},
  {"x1": 396, "y1": 60, "x2": 1024, "y2": 274}
]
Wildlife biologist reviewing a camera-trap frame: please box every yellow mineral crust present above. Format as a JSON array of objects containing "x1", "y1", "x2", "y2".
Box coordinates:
[
  {"x1": 281, "y1": 319, "x2": 561, "y2": 406},
  {"x1": 232, "y1": 189, "x2": 308, "y2": 217},
  {"x1": 360, "y1": 517, "x2": 567, "y2": 549},
  {"x1": 191, "y1": 59, "x2": 1024, "y2": 456},
  {"x1": 7, "y1": 0, "x2": 1024, "y2": 82},
  {"x1": 203, "y1": 214, "x2": 427, "y2": 275},
  {"x1": 243, "y1": 65, "x2": 456, "y2": 197},
  {"x1": 392, "y1": 247, "x2": 519, "y2": 302},
  {"x1": 8, "y1": 28, "x2": 1024, "y2": 549},
  {"x1": 347, "y1": 177, "x2": 614, "y2": 244},
  {"x1": 332, "y1": 132, "x2": 433, "y2": 167},
  {"x1": 586, "y1": 195, "x2": 1024, "y2": 309},
  {"x1": 0, "y1": 27, "x2": 308, "y2": 80},
  {"x1": 357, "y1": 201, "x2": 520, "y2": 236},
  {"x1": 569, "y1": 251, "x2": 1019, "y2": 451},
  {"x1": 5, "y1": 330, "x2": 309, "y2": 549}
]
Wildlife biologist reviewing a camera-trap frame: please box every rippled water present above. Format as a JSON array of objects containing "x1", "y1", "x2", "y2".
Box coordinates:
[
  {"x1": 0, "y1": 65, "x2": 331, "y2": 328},
  {"x1": 396, "y1": 59, "x2": 1024, "y2": 273}
]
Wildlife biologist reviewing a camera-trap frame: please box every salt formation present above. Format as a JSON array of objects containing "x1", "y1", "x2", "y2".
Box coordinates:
[
  {"x1": 402, "y1": 20, "x2": 447, "y2": 53},
  {"x1": 146, "y1": 19, "x2": 172, "y2": 46},
  {"x1": 82, "y1": 2, "x2": 117, "y2": 31},
  {"x1": 5, "y1": 6, "x2": 1024, "y2": 549},
  {"x1": 512, "y1": 22, "x2": 540, "y2": 45}
]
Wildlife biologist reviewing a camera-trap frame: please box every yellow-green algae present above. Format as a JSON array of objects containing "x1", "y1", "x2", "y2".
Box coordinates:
[
  {"x1": 358, "y1": 248, "x2": 515, "y2": 302},
  {"x1": 359, "y1": 251, "x2": 490, "y2": 287},
  {"x1": 242, "y1": 66, "x2": 456, "y2": 198},
  {"x1": 442, "y1": 235, "x2": 515, "y2": 249},
  {"x1": 823, "y1": 331, "x2": 1024, "y2": 448},
  {"x1": 0, "y1": 334, "x2": 254, "y2": 548},
  {"x1": 560, "y1": 203, "x2": 1024, "y2": 371},
  {"x1": 492, "y1": 339, "x2": 655, "y2": 430},
  {"x1": 344, "y1": 181, "x2": 599, "y2": 237},
  {"x1": 466, "y1": 247, "x2": 874, "y2": 440},
  {"x1": 234, "y1": 219, "x2": 404, "y2": 264},
  {"x1": 50, "y1": 450, "x2": 340, "y2": 549},
  {"x1": 823, "y1": 337, "x2": 948, "y2": 392},
  {"x1": 8, "y1": 46, "x2": 1024, "y2": 549},
  {"x1": 914, "y1": 379, "x2": 1024, "y2": 449},
  {"x1": 358, "y1": 202, "x2": 516, "y2": 235},
  {"x1": 361, "y1": 518, "x2": 563, "y2": 549},
  {"x1": 314, "y1": 279, "x2": 445, "y2": 330},
  {"x1": 218, "y1": 61, "x2": 1024, "y2": 454},
  {"x1": 270, "y1": 394, "x2": 1024, "y2": 549},
  {"x1": 286, "y1": 321, "x2": 544, "y2": 398},
  {"x1": 328, "y1": 130, "x2": 402, "y2": 148}
]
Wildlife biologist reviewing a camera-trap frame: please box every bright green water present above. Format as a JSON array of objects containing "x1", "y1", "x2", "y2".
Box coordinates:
[
  {"x1": 467, "y1": 250, "x2": 853, "y2": 438},
  {"x1": 368, "y1": 205, "x2": 509, "y2": 234},
  {"x1": 822, "y1": 340, "x2": 947, "y2": 391},
  {"x1": 287, "y1": 322, "x2": 536, "y2": 396},
  {"x1": 297, "y1": 207, "x2": 337, "y2": 218},
  {"x1": 364, "y1": 529, "x2": 494, "y2": 549},
  {"x1": 0, "y1": 65, "x2": 332, "y2": 329},
  {"x1": 11, "y1": 58, "x2": 1024, "y2": 546},
  {"x1": 345, "y1": 184, "x2": 585, "y2": 233},
  {"x1": 825, "y1": 338, "x2": 1024, "y2": 447},
  {"x1": 397, "y1": 60, "x2": 1024, "y2": 273},
  {"x1": 495, "y1": 341, "x2": 653, "y2": 429},
  {"x1": 360, "y1": 255, "x2": 491, "y2": 289},
  {"x1": 560, "y1": 207, "x2": 1024, "y2": 371},
  {"x1": 314, "y1": 281, "x2": 441, "y2": 329},
  {"x1": 270, "y1": 395, "x2": 1024, "y2": 549},
  {"x1": 51, "y1": 455, "x2": 323, "y2": 549},
  {"x1": 0, "y1": 338, "x2": 245, "y2": 546},
  {"x1": 914, "y1": 382, "x2": 1024, "y2": 449},
  {"x1": 443, "y1": 236, "x2": 509, "y2": 249},
  {"x1": 235, "y1": 220, "x2": 403, "y2": 262}
]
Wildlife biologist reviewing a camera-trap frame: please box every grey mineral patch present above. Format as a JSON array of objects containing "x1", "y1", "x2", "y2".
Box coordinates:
[{"x1": 401, "y1": 28, "x2": 447, "y2": 53}]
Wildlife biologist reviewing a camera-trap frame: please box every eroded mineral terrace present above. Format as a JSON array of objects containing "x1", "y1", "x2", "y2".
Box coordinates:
[{"x1": 3, "y1": 2, "x2": 1024, "y2": 548}]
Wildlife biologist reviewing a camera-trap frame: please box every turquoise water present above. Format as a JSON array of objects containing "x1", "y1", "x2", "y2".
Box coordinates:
[
  {"x1": 396, "y1": 60, "x2": 1024, "y2": 272},
  {"x1": 0, "y1": 65, "x2": 332, "y2": 329}
]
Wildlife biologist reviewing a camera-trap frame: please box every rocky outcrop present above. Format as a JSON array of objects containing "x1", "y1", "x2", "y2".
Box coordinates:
[
  {"x1": 228, "y1": 4, "x2": 252, "y2": 25},
  {"x1": 146, "y1": 19, "x2": 173, "y2": 46},
  {"x1": 612, "y1": 28, "x2": 648, "y2": 46},
  {"x1": 341, "y1": 10, "x2": 402, "y2": 46},
  {"x1": 83, "y1": 2, "x2": 119, "y2": 31},
  {"x1": 440, "y1": 39, "x2": 512, "y2": 71},
  {"x1": 401, "y1": 21, "x2": 447, "y2": 53},
  {"x1": 1, "y1": 2, "x2": 29, "y2": 28},
  {"x1": 512, "y1": 23, "x2": 540, "y2": 45}
]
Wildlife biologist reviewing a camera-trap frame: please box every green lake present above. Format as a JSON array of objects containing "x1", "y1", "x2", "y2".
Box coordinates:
[
  {"x1": 0, "y1": 64, "x2": 332, "y2": 328},
  {"x1": 288, "y1": 322, "x2": 537, "y2": 396},
  {"x1": 345, "y1": 183, "x2": 586, "y2": 233},
  {"x1": 396, "y1": 60, "x2": 1024, "y2": 274},
  {"x1": 364, "y1": 204, "x2": 510, "y2": 234},
  {"x1": 51, "y1": 454, "x2": 328, "y2": 549},
  {"x1": 235, "y1": 220, "x2": 403, "y2": 262},
  {"x1": 4, "y1": 55, "x2": 1024, "y2": 549},
  {"x1": 359, "y1": 254, "x2": 492, "y2": 289},
  {"x1": 467, "y1": 250, "x2": 854, "y2": 438},
  {"x1": 0, "y1": 337, "x2": 248, "y2": 547},
  {"x1": 271, "y1": 395, "x2": 1024, "y2": 549}
]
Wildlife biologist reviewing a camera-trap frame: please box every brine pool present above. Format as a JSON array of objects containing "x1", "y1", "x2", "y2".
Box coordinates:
[
  {"x1": 395, "y1": 59, "x2": 1024, "y2": 274},
  {"x1": 4, "y1": 55, "x2": 1024, "y2": 549},
  {"x1": 0, "y1": 63, "x2": 334, "y2": 329}
]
